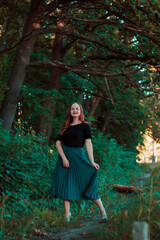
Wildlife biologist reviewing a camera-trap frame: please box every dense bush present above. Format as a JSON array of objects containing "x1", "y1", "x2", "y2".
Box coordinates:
[
  {"x1": 92, "y1": 131, "x2": 140, "y2": 185},
  {"x1": 0, "y1": 122, "x2": 57, "y2": 237}
]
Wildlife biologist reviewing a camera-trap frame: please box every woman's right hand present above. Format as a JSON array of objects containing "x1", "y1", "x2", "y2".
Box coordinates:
[
  {"x1": 56, "y1": 141, "x2": 70, "y2": 168},
  {"x1": 63, "y1": 158, "x2": 70, "y2": 168}
]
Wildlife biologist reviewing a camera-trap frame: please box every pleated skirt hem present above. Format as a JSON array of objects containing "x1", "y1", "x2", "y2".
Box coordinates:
[
  {"x1": 51, "y1": 194, "x2": 100, "y2": 201},
  {"x1": 51, "y1": 145, "x2": 100, "y2": 201}
]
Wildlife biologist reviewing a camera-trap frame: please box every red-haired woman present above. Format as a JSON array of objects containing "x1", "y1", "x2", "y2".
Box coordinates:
[{"x1": 51, "y1": 102, "x2": 107, "y2": 222}]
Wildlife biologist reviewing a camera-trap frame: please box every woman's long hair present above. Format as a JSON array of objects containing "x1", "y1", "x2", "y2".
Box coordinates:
[{"x1": 60, "y1": 102, "x2": 86, "y2": 135}]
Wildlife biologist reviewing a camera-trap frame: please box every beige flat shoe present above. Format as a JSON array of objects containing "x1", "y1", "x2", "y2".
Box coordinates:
[
  {"x1": 101, "y1": 211, "x2": 108, "y2": 220},
  {"x1": 65, "y1": 212, "x2": 71, "y2": 222}
]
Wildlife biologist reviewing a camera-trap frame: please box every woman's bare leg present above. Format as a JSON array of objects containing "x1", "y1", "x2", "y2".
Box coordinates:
[
  {"x1": 63, "y1": 200, "x2": 71, "y2": 221},
  {"x1": 92, "y1": 198, "x2": 108, "y2": 218},
  {"x1": 63, "y1": 200, "x2": 71, "y2": 214}
]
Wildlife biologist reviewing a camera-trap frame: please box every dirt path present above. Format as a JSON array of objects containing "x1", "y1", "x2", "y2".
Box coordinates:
[
  {"x1": 30, "y1": 215, "x2": 109, "y2": 240},
  {"x1": 52, "y1": 216, "x2": 108, "y2": 240}
]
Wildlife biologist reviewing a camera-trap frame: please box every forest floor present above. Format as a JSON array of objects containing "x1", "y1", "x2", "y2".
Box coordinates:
[
  {"x1": 29, "y1": 163, "x2": 157, "y2": 240},
  {"x1": 31, "y1": 215, "x2": 110, "y2": 240}
]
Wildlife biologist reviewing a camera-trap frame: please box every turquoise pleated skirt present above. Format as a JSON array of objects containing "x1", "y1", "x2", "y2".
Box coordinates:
[{"x1": 51, "y1": 145, "x2": 100, "y2": 200}]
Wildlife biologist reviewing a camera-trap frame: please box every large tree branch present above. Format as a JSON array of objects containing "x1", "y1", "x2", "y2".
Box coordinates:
[
  {"x1": 0, "y1": 26, "x2": 122, "y2": 55},
  {"x1": 0, "y1": 23, "x2": 154, "y2": 56},
  {"x1": 28, "y1": 60, "x2": 151, "y2": 82},
  {"x1": 1, "y1": 10, "x2": 159, "y2": 56},
  {"x1": 38, "y1": 27, "x2": 160, "y2": 56},
  {"x1": 37, "y1": 27, "x2": 155, "y2": 59},
  {"x1": 76, "y1": 55, "x2": 152, "y2": 65},
  {"x1": 1, "y1": 5, "x2": 159, "y2": 58},
  {"x1": 38, "y1": 27, "x2": 121, "y2": 54},
  {"x1": 70, "y1": 15, "x2": 160, "y2": 36},
  {"x1": 46, "y1": 15, "x2": 160, "y2": 36}
]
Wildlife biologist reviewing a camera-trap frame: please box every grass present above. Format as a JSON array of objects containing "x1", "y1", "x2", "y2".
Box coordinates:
[
  {"x1": 1, "y1": 162, "x2": 160, "y2": 240},
  {"x1": 83, "y1": 163, "x2": 160, "y2": 240}
]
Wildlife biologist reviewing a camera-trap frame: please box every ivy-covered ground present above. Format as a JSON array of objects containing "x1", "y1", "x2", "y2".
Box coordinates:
[{"x1": 0, "y1": 125, "x2": 160, "y2": 240}]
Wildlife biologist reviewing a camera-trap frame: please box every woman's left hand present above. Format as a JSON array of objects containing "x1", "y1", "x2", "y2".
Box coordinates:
[{"x1": 92, "y1": 162, "x2": 100, "y2": 170}]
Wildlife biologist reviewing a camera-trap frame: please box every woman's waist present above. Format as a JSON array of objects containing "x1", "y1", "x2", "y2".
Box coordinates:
[{"x1": 62, "y1": 143, "x2": 84, "y2": 149}]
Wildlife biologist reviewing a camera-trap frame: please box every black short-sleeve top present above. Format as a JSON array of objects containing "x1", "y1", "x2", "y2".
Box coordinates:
[{"x1": 56, "y1": 122, "x2": 92, "y2": 147}]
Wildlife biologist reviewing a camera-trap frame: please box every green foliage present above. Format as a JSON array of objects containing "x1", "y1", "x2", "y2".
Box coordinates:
[
  {"x1": 85, "y1": 164, "x2": 160, "y2": 240},
  {"x1": 92, "y1": 131, "x2": 137, "y2": 181},
  {"x1": 20, "y1": 84, "x2": 59, "y2": 129},
  {"x1": 0, "y1": 122, "x2": 58, "y2": 239},
  {"x1": 0, "y1": 124, "x2": 143, "y2": 239}
]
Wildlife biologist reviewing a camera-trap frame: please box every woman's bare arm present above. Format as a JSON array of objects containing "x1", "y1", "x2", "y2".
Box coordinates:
[
  {"x1": 85, "y1": 139, "x2": 100, "y2": 170},
  {"x1": 56, "y1": 140, "x2": 70, "y2": 168}
]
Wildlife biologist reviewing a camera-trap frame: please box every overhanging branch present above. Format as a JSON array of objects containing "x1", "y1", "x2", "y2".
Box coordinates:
[{"x1": 28, "y1": 59, "x2": 151, "y2": 84}]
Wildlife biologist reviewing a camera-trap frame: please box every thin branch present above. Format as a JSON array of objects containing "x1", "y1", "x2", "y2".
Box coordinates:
[
  {"x1": 104, "y1": 77, "x2": 115, "y2": 105},
  {"x1": 149, "y1": 74, "x2": 158, "y2": 106},
  {"x1": 43, "y1": 0, "x2": 68, "y2": 15},
  {"x1": 136, "y1": 5, "x2": 160, "y2": 26},
  {"x1": 0, "y1": 25, "x2": 49, "y2": 55},
  {"x1": 76, "y1": 55, "x2": 150, "y2": 64},
  {"x1": 63, "y1": 38, "x2": 78, "y2": 51},
  {"x1": 43, "y1": 0, "x2": 90, "y2": 16},
  {"x1": 59, "y1": 87, "x2": 111, "y2": 101}
]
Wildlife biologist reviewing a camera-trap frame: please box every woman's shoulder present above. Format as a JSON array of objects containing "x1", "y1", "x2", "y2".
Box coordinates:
[
  {"x1": 82, "y1": 121, "x2": 90, "y2": 126},
  {"x1": 82, "y1": 122, "x2": 91, "y2": 129}
]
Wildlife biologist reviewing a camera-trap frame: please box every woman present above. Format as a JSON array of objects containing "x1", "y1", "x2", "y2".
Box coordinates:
[{"x1": 51, "y1": 102, "x2": 107, "y2": 222}]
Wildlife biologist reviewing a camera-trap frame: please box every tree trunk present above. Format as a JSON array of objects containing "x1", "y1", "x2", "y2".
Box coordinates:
[
  {"x1": 38, "y1": 11, "x2": 67, "y2": 143},
  {"x1": 101, "y1": 109, "x2": 112, "y2": 133},
  {"x1": 88, "y1": 91, "x2": 103, "y2": 118},
  {"x1": 38, "y1": 67, "x2": 64, "y2": 142},
  {"x1": 0, "y1": 0, "x2": 43, "y2": 131},
  {"x1": 84, "y1": 95, "x2": 90, "y2": 113},
  {"x1": 78, "y1": 92, "x2": 84, "y2": 105}
]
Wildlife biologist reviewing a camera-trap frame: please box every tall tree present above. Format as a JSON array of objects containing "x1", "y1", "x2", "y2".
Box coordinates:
[
  {"x1": 0, "y1": 0, "x2": 44, "y2": 130},
  {"x1": 38, "y1": 7, "x2": 68, "y2": 143}
]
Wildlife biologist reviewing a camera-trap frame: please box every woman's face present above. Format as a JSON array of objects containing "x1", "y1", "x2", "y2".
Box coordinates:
[{"x1": 70, "y1": 103, "x2": 81, "y2": 118}]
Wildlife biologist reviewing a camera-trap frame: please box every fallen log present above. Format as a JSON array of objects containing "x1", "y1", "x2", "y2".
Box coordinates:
[{"x1": 110, "y1": 184, "x2": 138, "y2": 193}]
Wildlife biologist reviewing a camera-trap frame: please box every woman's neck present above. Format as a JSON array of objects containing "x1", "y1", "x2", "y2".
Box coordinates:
[{"x1": 71, "y1": 118, "x2": 81, "y2": 124}]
